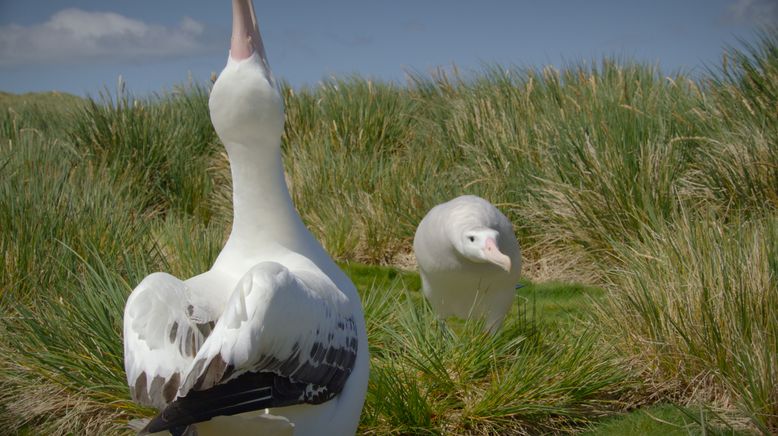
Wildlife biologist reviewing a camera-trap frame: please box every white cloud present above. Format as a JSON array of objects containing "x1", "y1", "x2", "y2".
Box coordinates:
[
  {"x1": 0, "y1": 8, "x2": 215, "y2": 66},
  {"x1": 727, "y1": 0, "x2": 778, "y2": 26}
]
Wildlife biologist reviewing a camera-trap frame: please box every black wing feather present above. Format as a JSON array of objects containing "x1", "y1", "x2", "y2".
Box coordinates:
[{"x1": 144, "y1": 316, "x2": 358, "y2": 434}]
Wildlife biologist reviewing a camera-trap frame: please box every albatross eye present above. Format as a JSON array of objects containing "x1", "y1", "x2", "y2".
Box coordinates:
[{"x1": 468, "y1": 236, "x2": 475, "y2": 242}]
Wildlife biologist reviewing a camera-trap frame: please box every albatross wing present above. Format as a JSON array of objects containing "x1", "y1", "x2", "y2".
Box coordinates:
[
  {"x1": 143, "y1": 261, "x2": 359, "y2": 433},
  {"x1": 123, "y1": 272, "x2": 211, "y2": 410}
]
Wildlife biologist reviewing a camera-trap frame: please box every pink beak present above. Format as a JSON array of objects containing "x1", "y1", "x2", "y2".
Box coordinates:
[
  {"x1": 230, "y1": 0, "x2": 265, "y2": 61},
  {"x1": 484, "y1": 238, "x2": 511, "y2": 272}
]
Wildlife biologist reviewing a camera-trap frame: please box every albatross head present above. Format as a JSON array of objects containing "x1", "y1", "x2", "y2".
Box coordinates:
[
  {"x1": 209, "y1": 0, "x2": 284, "y2": 151},
  {"x1": 459, "y1": 228, "x2": 512, "y2": 272}
]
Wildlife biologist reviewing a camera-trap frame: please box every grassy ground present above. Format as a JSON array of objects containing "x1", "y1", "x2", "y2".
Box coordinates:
[
  {"x1": 584, "y1": 403, "x2": 749, "y2": 436},
  {"x1": 345, "y1": 264, "x2": 726, "y2": 435},
  {"x1": 1, "y1": 31, "x2": 776, "y2": 434}
]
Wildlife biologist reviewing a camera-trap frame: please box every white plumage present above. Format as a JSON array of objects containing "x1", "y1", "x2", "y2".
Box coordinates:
[
  {"x1": 122, "y1": 1, "x2": 368, "y2": 435},
  {"x1": 413, "y1": 195, "x2": 522, "y2": 333}
]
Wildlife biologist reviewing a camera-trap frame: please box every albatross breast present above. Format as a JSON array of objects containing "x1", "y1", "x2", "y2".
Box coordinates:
[{"x1": 413, "y1": 195, "x2": 521, "y2": 333}]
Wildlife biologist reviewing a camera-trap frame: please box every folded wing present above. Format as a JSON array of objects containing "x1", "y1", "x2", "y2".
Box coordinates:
[
  {"x1": 144, "y1": 261, "x2": 359, "y2": 433},
  {"x1": 123, "y1": 272, "x2": 212, "y2": 410}
]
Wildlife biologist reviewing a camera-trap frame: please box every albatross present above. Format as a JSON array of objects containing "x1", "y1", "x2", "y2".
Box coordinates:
[
  {"x1": 413, "y1": 195, "x2": 522, "y2": 333},
  {"x1": 122, "y1": 1, "x2": 369, "y2": 434}
]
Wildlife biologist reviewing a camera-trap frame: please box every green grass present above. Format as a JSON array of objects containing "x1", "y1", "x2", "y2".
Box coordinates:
[
  {"x1": 598, "y1": 214, "x2": 778, "y2": 433},
  {"x1": 585, "y1": 403, "x2": 748, "y2": 436},
  {"x1": 355, "y1": 268, "x2": 628, "y2": 434},
  {"x1": 1, "y1": 31, "x2": 776, "y2": 435},
  {"x1": 516, "y1": 281, "x2": 604, "y2": 329},
  {"x1": 341, "y1": 262, "x2": 422, "y2": 293},
  {"x1": 586, "y1": 405, "x2": 696, "y2": 436}
]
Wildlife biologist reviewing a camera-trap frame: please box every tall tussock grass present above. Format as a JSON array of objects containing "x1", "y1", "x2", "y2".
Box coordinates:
[
  {"x1": 1, "y1": 250, "x2": 149, "y2": 434},
  {"x1": 599, "y1": 213, "x2": 777, "y2": 433},
  {"x1": 282, "y1": 78, "x2": 429, "y2": 263},
  {"x1": 590, "y1": 31, "x2": 778, "y2": 433},
  {"x1": 1, "y1": 31, "x2": 776, "y2": 434},
  {"x1": 695, "y1": 30, "x2": 778, "y2": 216},
  {"x1": 404, "y1": 59, "x2": 715, "y2": 282},
  {"x1": 68, "y1": 83, "x2": 221, "y2": 221},
  {"x1": 0, "y1": 91, "x2": 84, "y2": 140},
  {"x1": 0, "y1": 114, "x2": 151, "y2": 307}
]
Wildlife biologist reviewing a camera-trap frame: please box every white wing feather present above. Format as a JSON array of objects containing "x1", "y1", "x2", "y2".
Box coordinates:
[
  {"x1": 123, "y1": 272, "x2": 209, "y2": 409},
  {"x1": 179, "y1": 261, "x2": 356, "y2": 398}
]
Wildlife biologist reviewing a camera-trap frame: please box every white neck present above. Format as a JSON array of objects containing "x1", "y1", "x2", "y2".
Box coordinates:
[
  {"x1": 208, "y1": 0, "x2": 344, "y2": 283},
  {"x1": 220, "y1": 140, "x2": 308, "y2": 256}
]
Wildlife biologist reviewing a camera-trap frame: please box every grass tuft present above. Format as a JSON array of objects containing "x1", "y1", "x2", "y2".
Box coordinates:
[{"x1": 599, "y1": 213, "x2": 778, "y2": 433}]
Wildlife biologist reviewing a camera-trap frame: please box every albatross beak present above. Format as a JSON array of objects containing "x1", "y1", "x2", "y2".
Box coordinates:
[
  {"x1": 484, "y1": 238, "x2": 511, "y2": 272},
  {"x1": 231, "y1": 0, "x2": 263, "y2": 60}
]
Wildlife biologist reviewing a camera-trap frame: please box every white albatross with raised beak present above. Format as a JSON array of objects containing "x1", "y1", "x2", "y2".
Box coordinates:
[
  {"x1": 413, "y1": 195, "x2": 522, "y2": 333},
  {"x1": 122, "y1": 1, "x2": 369, "y2": 434}
]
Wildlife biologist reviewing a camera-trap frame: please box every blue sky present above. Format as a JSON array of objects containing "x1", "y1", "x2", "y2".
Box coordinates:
[{"x1": 0, "y1": 0, "x2": 774, "y2": 96}]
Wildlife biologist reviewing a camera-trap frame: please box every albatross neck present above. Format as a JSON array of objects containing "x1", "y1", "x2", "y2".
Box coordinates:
[{"x1": 223, "y1": 140, "x2": 307, "y2": 254}]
